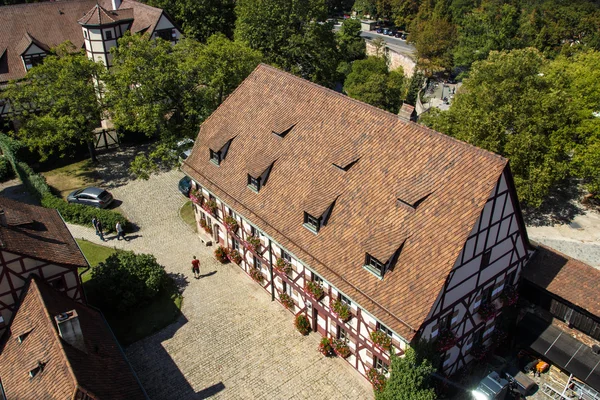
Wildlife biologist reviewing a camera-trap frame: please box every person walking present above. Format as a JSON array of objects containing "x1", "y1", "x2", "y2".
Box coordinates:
[
  {"x1": 191, "y1": 256, "x2": 200, "y2": 279},
  {"x1": 116, "y1": 221, "x2": 124, "y2": 241},
  {"x1": 96, "y1": 220, "x2": 105, "y2": 241},
  {"x1": 92, "y1": 216, "x2": 98, "y2": 235}
]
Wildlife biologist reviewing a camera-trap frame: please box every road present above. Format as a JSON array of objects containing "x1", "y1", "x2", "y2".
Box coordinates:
[{"x1": 360, "y1": 31, "x2": 416, "y2": 56}]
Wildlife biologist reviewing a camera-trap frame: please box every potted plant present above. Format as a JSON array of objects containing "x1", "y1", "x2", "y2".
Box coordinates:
[
  {"x1": 249, "y1": 267, "x2": 264, "y2": 283},
  {"x1": 500, "y1": 286, "x2": 519, "y2": 306},
  {"x1": 228, "y1": 249, "x2": 242, "y2": 265},
  {"x1": 370, "y1": 330, "x2": 392, "y2": 353},
  {"x1": 330, "y1": 298, "x2": 352, "y2": 322},
  {"x1": 274, "y1": 258, "x2": 292, "y2": 275},
  {"x1": 332, "y1": 339, "x2": 351, "y2": 358},
  {"x1": 189, "y1": 188, "x2": 201, "y2": 204},
  {"x1": 305, "y1": 281, "x2": 325, "y2": 301},
  {"x1": 244, "y1": 236, "x2": 261, "y2": 253},
  {"x1": 202, "y1": 200, "x2": 218, "y2": 217},
  {"x1": 367, "y1": 368, "x2": 387, "y2": 393},
  {"x1": 214, "y1": 246, "x2": 228, "y2": 263},
  {"x1": 436, "y1": 329, "x2": 458, "y2": 352},
  {"x1": 279, "y1": 292, "x2": 295, "y2": 310},
  {"x1": 224, "y1": 216, "x2": 239, "y2": 233},
  {"x1": 477, "y1": 302, "x2": 498, "y2": 322},
  {"x1": 295, "y1": 314, "x2": 311, "y2": 335},
  {"x1": 319, "y1": 337, "x2": 334, "y2": 356}
]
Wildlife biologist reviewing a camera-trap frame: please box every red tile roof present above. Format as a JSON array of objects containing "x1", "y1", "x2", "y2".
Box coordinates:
[
  {"x1": 0, "y1": 197, "x2": 88, "y2": 268},
  {"x1": 0, "y1": 0, "x2": 165, "y2": 83},
  {"x1": 0, "y1": 276, "x2": 147, "y2": 399},
  {"x1": 523, "y1": 244, "x2": 600, "y2": 317},
  {"x1": 183, "y1": 64, "x2": 508, "y2": 339}
]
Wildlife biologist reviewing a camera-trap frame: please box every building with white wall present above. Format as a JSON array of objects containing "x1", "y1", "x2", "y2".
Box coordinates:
[{"x1": 182, "y1": 64, "x2": 533, "y2": 380}]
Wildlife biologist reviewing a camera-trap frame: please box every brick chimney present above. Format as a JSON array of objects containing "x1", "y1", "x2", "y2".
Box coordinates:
[
  {"x1": 111, "y1": 0, "x2": 121, "y2": 10},
  {"x1": 55, "y1": 311, "x2": 87, "y2": 353}
]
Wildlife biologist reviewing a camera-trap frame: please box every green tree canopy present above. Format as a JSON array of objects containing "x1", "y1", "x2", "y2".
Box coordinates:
[
  {"x1": 376, "y1": 347, "x2": 436, "y2": 400},
  {"x1": 343, "y1": 56, "x2": 405, "y2": 113},
  {"x1": 337, "y1": 18, "x2": 366, "y2": 62},
  {"x1": 4, "y1": 42, "x2": 104, "y2": 161}
]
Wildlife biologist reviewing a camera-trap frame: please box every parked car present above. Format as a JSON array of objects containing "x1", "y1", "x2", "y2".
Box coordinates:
[
  {"x1": 376, "y1": 28, "x2": 383, "y2": 33},
  {"x1": 67, "y1": 187, "x2": 114, "y2": 208},
  {"x1": 179, "y1": 176, "x2": 191, "y2": 197},
  {"x1": 176, "y1": 138, "x2": 194, "y2": 164},
  {"x1": 394, "y1": 31, "x2": 402, "y2": 38},
  {"x1": 401, "y1": 33, "x2": 408, "y2": 40},
  {"x1": 387, "y1": 30, "x2": 396, "y2": 36}
]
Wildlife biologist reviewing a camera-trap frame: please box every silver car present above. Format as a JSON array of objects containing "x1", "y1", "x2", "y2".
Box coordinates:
[{"x1": 67, "y1": 187, "x2": 114, "y2": 208}]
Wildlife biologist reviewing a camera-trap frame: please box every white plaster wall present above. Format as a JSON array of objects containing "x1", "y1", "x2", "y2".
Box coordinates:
[{"x1": 88, "y1": 28, "x2": 102, "y2": 40}]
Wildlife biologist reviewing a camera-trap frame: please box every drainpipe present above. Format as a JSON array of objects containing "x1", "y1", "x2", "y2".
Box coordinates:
[{"x1": 269, "y1": 238, "x2": 274, "y2": 301}]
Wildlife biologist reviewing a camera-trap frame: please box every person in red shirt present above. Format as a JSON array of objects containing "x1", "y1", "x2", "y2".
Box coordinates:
[{"x1": 192, "y1": 256, "x2": 200, "y2": 279}]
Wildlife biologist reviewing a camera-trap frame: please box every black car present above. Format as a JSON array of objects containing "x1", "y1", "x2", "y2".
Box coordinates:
[
  {"x1": 394, "y1": 31, "x2": 402, "y2": 38},
  {"x1": 386, "y1": 30, "x2": 396, "y2": 36},
  {"x1": 179, "y1": 176, "x2": 191, "y2": 197},
  {"x1": 376, "y1": 28, "x2": 383, "y2": 33}
]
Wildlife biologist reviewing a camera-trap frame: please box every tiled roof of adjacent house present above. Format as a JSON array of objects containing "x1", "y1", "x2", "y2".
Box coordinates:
[
  {"x1": 182, "y1": 64, "x2": 508, "y2": 340},
  {"x1": 523, "y1": 244, "x2": 600, "y2": 317},
  {"x1": 0, "y1": 0, "x2": 165, "y2": 83},
  {"x1": 0, "y1": 276, "x2": 147, "y2": 399},
  {"x1": 0, "y1": 197, "x2": 88, "y2": 268}
]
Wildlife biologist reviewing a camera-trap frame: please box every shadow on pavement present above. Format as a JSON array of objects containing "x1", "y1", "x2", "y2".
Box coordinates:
[{"x1": 523, "y1": 182, "x2": 584, "y2": 227}]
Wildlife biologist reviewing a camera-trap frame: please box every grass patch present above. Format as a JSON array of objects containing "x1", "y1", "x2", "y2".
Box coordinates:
[
  {"x1": 42, "y1": 159, "x2": 102, "y2": 199},
  {"x1": 180, "y1": 200, "x2": 197, "y2": 232},
  {"x1": 76, "y1": 239, "x2": 182, "y2": 345}
]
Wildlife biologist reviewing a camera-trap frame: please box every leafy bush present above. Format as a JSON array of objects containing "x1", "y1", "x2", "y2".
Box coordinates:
[
  {"x1": 41, "y1": 193, "x2": 125, "y2": 233},
  {"x1": 90, "y1": 251, "x2": 168, "y2": 312},
  {"x1": 214, "y1": 246, "x2": 228, "y2": 263},
  {"x1": 0, "y1": 156, "x2": 14, "y2": 182},
  {"x1": 319, "y1": 337, "x2": 333, "y2": 356},
  {"x1": 295, "y1": 314, "x2": 311, "y2": 335}
]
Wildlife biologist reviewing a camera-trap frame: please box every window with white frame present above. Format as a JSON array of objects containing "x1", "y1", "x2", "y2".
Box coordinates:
[
  {"x1": 377, "y1": 322, "x2": 393, "y2": 338},
  {"x1": 374, "y1": 357, "x2": 389, "y2": 374},
  {"x1": 281, "y1": 249, "x2": 292, "y2": 262},
  {"x1": 365, "y1": 253, "x2": 386, "y2": 276}
]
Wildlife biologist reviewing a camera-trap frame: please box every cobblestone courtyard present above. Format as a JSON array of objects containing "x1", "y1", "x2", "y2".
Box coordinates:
[{"x1": 67, "y1": 169, "x2": 374, "y2": 400}]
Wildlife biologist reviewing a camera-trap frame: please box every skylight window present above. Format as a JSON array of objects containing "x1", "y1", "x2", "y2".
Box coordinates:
[
  {"x1": 303, "y1": 212, "x2": 321, "y2": 233},
  {"x1": 209, "y1": 149, "x2": 221, "y2": 165}
]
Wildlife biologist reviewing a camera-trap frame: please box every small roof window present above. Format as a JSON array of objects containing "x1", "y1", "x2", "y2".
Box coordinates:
[
  {"x1": 210, "y1": 149, "x2": 221, "y2": 165},
  {"x1": 303, "y1": 212, "x2": 321, "y2": 233},
  {"x1": 247, "y1": 174, "x2": 261, "y2": 192}
]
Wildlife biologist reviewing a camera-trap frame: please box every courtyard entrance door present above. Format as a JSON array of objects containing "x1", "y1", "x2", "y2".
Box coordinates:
[{"x1": 313, "y1": 307, "x2": 327, "y2": 336}]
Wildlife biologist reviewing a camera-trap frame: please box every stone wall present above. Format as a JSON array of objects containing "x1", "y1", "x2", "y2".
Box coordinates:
[{"x1": 365, "y1": 41, "x2": 416, "y2": 78}]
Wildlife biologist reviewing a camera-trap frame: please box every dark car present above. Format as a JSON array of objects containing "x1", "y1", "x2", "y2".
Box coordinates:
[
  {"x1": 387, "y1": 30, "x2": 396, "y2": 36},
  {"x1": 67, "y1": 187, "x2": 114, "y2": 208},
  {"x1": 376, "y1": 28, "x2": 383, "y2": 33},
  {"x1": 394, "y1": 31, "x2": 402, "y2": 38},
  {"x1": 179, "y1": 176, "x2": 191, "y2": 197}
]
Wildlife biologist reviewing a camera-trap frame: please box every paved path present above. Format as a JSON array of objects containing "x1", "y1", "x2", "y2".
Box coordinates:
[{"x1": 68, "y1": 169, "x2": 373, "y2": 400}]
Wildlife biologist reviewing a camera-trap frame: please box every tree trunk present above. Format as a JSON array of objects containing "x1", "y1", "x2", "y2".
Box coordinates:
[{"x1": 87, "y1": 140, "x2": 98, "y2": 163}]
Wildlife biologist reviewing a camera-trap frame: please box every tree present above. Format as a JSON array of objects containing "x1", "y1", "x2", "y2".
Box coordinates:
[
  {"x1": 344, "y1": 56, "x2": 405, "y2": 113},
  {"x1": 337, "y1": 18, "x2": 366, "y2": 62},
  {"x1": 376, "y1": 347, "x2": 436, "y2": 400},
  {"x1": 4, "y1": 42, "x2": 104, "y2": 162},
  {"x1": 421, "y1": 48, "x2": 573, "y2": 207},
  {"x1": 144, "y1": 0, "x2": 236, "y2": 43},
  {"x1": 353, "y1": 0, "x2": 377, "y2": 17}
]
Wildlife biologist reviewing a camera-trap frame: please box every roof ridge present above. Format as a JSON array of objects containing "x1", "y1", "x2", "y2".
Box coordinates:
[
  {"x1": 0, "y1": 0, "x2": 92, "y2": 9},
  {"x1": 254, "y1": 63, "x2": 507, "y2": 164}
]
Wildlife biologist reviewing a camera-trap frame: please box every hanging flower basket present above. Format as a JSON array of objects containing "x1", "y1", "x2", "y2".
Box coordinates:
[
  {"x1": 189, "y1": 189, "x2": 201, "y2": 204},
  {"x1": 295, "y1": 314, "x2": 311, "y2": 335},
  {"x1": 370, "y1": 330, "x2": 392, "y2": 353},
  {"x1": 202, "y1": 200, "x2": 218, "y2": 217},
  {"x1": 478, "y1": 302, "x2": 498, "y2": 322},
  {"x1": 305, "y1": 281, "x2": 325, "y2": 301},
  {"x1": 228, "y1": 249, "x2": 242, "y2": 265},
  {"x1": 274, "y1": 258, "x2": 292, "y2": 275},
  {"x1": 436, "y1": 330, "x2": 458, "y2": 352},
  {"x1": 249, "y1": 267, "x2": 264, "y2": 284},
  {"x1": 244, "y1": 236, "x2": 261, "y2": 253},
  {"x1": 224, "y1": 216, "x2": 239, "y2": 234},
  {"x1": 279, "y1": 292, "x2": 295, "y2": 310},
  {"x1": 319, "y1": 337, "x2": 334, "y2": 356},
  {"x1": 500, "y1": 286, "x2": 519, "y2": 306},
  {"x1": 214, "y1": 246, "x2": 228, "y2": 263},
  {"x1": 330, "y1": 299, "x2": 352, "y2": 322},
  {"x1": 367, "y1": 368, "x2": 387, "y2": 393},
  {"x1": 332, "y1": 339, "x2": 351, "y2": 358}
]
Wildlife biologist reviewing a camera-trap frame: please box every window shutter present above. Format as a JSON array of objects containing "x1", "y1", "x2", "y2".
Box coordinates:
[
  {"x1": 430, "y1": 324, "x2": 439, "y2": 338},
  {"x1": 451, "y1": 310, "x2": 459, "y2": 326},
  {"x1": 392, "y1": 338, "x2": 401, "y2": 349},
  {"x1": 473, "y1": 293, "x2": 482, "y2": 311},
  {"x1": 366, "y1": 349, "x2": 373, "y2": 359},
  {"x1": 368, "y1": 321, "x2": 376, "y2": 330}
]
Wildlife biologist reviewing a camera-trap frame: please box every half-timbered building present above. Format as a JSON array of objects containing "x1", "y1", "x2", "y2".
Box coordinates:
[
  {"x1": 0, "y1": 198, "x2": 88, "y2": 334},
  {"x1": 182, "y1": 64, "x2": 532, "y2": 379}
]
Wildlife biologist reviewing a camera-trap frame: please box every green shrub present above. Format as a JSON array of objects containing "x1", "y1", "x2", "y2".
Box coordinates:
[
  {"x1": 295, "y1": 314, "x2": 311, "y2": 335},
  {"x1": 0, "y1": 156, "x2": 13, "y2": 182},
  {"x1": 90, "y1": 250, "x2": 168, "y2": 312},
  {"x1": 41, "y1": 193, "x2": 125, "y2": 233}
]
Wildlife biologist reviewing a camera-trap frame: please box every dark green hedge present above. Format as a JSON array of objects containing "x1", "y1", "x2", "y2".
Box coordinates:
[{"x1": 0, "y1": 156, "x2": 14, "y2": 182}]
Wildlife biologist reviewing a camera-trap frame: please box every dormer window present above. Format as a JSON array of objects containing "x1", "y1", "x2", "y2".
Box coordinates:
[
  {"x1": 23, "y1": 53, "x2": 45, "y2": 71},
  {"x1": 210, "y1": 149, "x2": 222, "y2": 165},
  {"x1": 247, "y1": 174, "x2": 261, "y2": 192},
  {"x1": 303, "y1": 212, "x2": 321, "y2": 233},
  {"x1": 365, "y1": 253, "x2": 386, "y2": 276}
]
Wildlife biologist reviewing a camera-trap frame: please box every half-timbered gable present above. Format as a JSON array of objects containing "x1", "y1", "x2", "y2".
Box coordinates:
[
  {"x1": 0, "y1": 198, "x2": 88, "y2": 332},
  {"x1": 182, "y1": 64, "x2": 531, "y2": 379}
]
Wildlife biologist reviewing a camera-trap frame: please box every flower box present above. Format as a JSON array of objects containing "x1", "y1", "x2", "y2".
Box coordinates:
[
  {"x1": 477, "y1": 302, "x2": 498, "y2": 322},
  {"x1": 436, "y1": 330, "x2": 458, "y2": 352},
  {"x1": 279, "y1": 292, "x2": 295, "y2": 310},
  {"x1": 274, "y1": 258, "x2": 292, "y2": 275},
  {"x1": 214, "y1": 246, "x2": 228, "y2": 263},
  {"x1": 224, "y1": 216, "x2": 239, "y2": 234},
  {"x1": 367, "y1": 368, "x2": 387, "y2": 393},
  {"x1": 332, "y1": 339, "x2": 351, "y2": 358},
  {"x1": 305, "y1": 281, "x2": 325, "y2": 301},
  {"x1": 189, "y1": 189, "x2": 201, "y2": 204},
  {"x1": 228, "y1": 249, "x2": 242, "y2": 265},
  {"x1": 370, "y1": 330, "x2": 392, "y2": 353},
  {"x1": 295, "y1": 314, "x2": 311, "y2": 335},
  {"x1": 202, "y1": 200, "x2": 218, "y2": 217},
  {"x1": 244, "y1": 236, "x2": 261, "y2": 253},
  {"x1": 249, "y1": 267, "x2": 264, "y2": 284},
  {"x1": 330, "y1": 299, "x2": 352, "y2": 322},
  {"x1": 500, "y1": 286, "x2": 519, "y2": 306},
  {"x1": 200, "y1": 219, "x2": 212, "y2": 235},
  {"x1": 319, "y1": 337, "x2": 334, "y2": 356}
]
